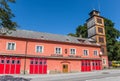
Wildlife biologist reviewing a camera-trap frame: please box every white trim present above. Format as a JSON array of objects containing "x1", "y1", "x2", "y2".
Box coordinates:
[
  {"x1": 6, "y1": 42, "x2": 16, "y2": 51},
  {"x1": 83, "y1": 49, "x2": 89, "y2": 56},
  {"x1": 70, "y1": 48, "x2": 76, "y2": 55},
  {"x1": 103, "y1": 58, "x2": 106, "y2": 65},
  {"x1": 93, "y1": 50, "x2": 98, "y2": 56},
  {"x1": 54, "y1": 47, "x2": 62, "y2": 54},
  {"x1": 35, "y1": 45, "x2": 44, "y2": 53}
]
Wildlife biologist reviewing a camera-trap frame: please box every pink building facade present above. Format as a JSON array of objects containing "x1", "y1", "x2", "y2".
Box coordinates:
[{"x1": 0, "y1": 29, "x2": 105, "y2": 74}]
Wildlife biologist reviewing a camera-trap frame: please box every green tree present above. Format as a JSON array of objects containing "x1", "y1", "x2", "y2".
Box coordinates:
[
  {"x1": 104, "y1": 18, "x2": 120, "y2": 61},
  {"x1": 68, "y1": 18, "x2": 120, "y2": 61},
  {"x1": 0, "y1": 0, "x2": 17, "y2": 34},
  {"x1": 68, "y1": 25, "x2": 87, "y2": 38}
]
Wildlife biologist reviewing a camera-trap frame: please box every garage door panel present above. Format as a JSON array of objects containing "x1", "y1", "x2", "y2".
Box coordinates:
[
  {"x1": 0, "y1": 57, "x2": 5, "y2": 74},
  {"x1": 10, "y1": 60, "x2": 15, "y2": 74},
  {"x1": 30, "y1": 58, "x2": 47, "y2": 74},
  {"x1": 30, "y1": 60, "x2": 34, "y2": 74},
  {"x1": 43, "y1": 59, "x2": 47, "y2": 74},
  {"x1": 5, "y1": 58, "x2": 10, "y2": 74},
  {"x1": 16, "y1": 59, "x2": 21, "y2": 74},
  {"x1": 0, "y1": 57, "x2": 21, "y2": 74},
  {"x1": 35, "y1": 59, "x2": 39, "y2": 74},
  {"x1": 39, "y1": 59, "x2": 42, "y2": 74}
]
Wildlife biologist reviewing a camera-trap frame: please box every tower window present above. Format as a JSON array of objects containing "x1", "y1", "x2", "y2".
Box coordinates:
[
  {"x1": 97, "y1": 18, "x2": 102, "y2": 24},
  {"x1": 101, "y1": 48, "x2": 105, "y2": 54},
  {"x1": 98, "y1": 27, "x2": 103, "y2": 33},
  {"x1": 99, "y1": 37, "x2": 104, "y2": 43}
]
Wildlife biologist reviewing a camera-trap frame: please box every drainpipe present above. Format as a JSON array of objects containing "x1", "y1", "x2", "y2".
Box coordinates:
[{"x1": 24, "y1": 41, "x2": 28, "y2": 74}]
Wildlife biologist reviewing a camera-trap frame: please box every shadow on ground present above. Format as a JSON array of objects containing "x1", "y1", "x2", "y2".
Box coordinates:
[{"x1": 0, "y1": 75, "x2": 31, "y2": 81}]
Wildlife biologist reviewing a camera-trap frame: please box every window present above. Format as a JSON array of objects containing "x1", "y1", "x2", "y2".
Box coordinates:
[
  {"x1": 7, "y1": 43, "x2": 15, "y2": 50},
  {"x1": 17, "y1": 60, "x2": 20, "y2": 64},
  {"x1": 94, "y1": 50, "x2": 98, "y2": 56},
  {"x1": 99, "y1": 37, "x2": 104, "y2": 43},
  {"x1": 70, "y1": 48, "x2": 76, "y2": 55},
  {"x1": 12, "y1": 60, "x2": 15, "y2": 64},
  {"x1": 44, "y1": 61, "x2": 46, "y2": 65},
  {"x1": 40, "y1": 61, "x2": 42, "y2": 65},
  {"x1": 97, "y1": 18, "x2": 102, "y2": 24},
  {"x1": 101, "y1": 48, "x2": 105, "y2": 54},
  {"x1": 36, "y1": 46, "x2": 43, "y2": 53},
  {"x1": 103, "y1": 59, "x2": 106, "y2": 64},
  {"x1": 65, "y1": 49, "x2": 67, "y2": 54},
  {"x1": 1, "y1": 60, "x2": 4, "y2": 63},
  {"x1": 31, "y1": 61, "x2": 33, "y2": 64},
  {"x1": 98, "y1": 27, "x2": 103, "y2": 33},
  {"x1": 55, "y1": 47, "x2": 62, "y2": 54},
  {"x1": 6, "y1": 60, "x2": 10, "y2": 64},
  {"x1": 83, "y1": 50, "x2": 89, "y2": 56},
  {"x1": 35, "y1": 61, "x2": 38, "y2": 64}
]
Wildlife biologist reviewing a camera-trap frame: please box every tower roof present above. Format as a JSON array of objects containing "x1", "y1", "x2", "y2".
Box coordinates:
[{"x1": 89, "y1": 10, "x2": 100, "y2": 17}]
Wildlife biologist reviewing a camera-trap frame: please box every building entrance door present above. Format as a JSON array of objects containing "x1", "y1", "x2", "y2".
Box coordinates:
[{"x1": 63, "y1": 64, "x2": 68, "y2": 73}]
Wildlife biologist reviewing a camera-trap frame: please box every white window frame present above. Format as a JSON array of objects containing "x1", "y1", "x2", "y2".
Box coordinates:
[
  {"x1": 83, "y1": 49, "x2": 89, "y2": 56},
  {"x1": 54, "y1": 47, "x2": 62, "y2": 54},
  {"x1": 35, "y1": 45, "x2": 44, "y2": 53},
  {"x1": 103, "y1": 59, "x2": 106, "y2": 64},
  {"x1": 93, "y1": 50, "x2": 98, "y2": 56},
  {"x1": 70, "y1": 48, "x2": 76, "y2": 55},
  {"x1": 6, "y1": 42, "x2": 16, "y2": 50}
]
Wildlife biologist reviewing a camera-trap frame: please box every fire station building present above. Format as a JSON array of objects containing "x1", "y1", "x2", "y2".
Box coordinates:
[{"x1": 0, "y1": 10, "x2": 108, "y2": 74}]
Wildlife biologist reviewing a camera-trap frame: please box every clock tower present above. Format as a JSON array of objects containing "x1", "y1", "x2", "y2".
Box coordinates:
[{"x1": 86, "y1": 10, "x2": 108, "y2": 68}]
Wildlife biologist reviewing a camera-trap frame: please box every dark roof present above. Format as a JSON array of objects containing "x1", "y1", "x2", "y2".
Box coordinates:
[
  {"x1": 0, "y1": 29, "x2": 100, "y2": 46},
  {"x1": 89, "y1": 10, "x2": 100, "y2": 16}
]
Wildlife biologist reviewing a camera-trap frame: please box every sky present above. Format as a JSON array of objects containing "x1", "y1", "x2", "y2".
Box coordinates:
[{"x1": 10, "y1": 0, "x2": 120, "y2": 35}]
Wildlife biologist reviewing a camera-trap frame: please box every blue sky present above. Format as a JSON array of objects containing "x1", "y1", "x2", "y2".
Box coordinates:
[{"x1": 10, "y1": 0, "x2": 120, "y2": 35}]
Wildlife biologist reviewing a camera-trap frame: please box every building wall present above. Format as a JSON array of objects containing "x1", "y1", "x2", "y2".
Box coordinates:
[
  {"x1": 0, "y1": 37, "x2": 101, "y2": 58},
  {"x1": 0, "y1": 37, "x2": 102, "y2": 74},
  {"x1": 47, "y1": 59, "x2": 81, "y2": 73},
  {"x1": 0, "y1": 38, "x2": 26, "y2": 55}
]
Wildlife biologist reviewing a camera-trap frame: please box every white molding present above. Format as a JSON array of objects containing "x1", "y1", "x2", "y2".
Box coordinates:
[
  {"x1": 82, "y1": 49, "x2": 89, "y2": 56},
  {"x1": 6, "y1": 42, "x2": 16, "y2": 51},
  {"x1": 54, "y1": 47, "x2": 62, "y2": 54},
  {"x1": 93, "y1": 50, "x2": 98, "y2": 56},
  {"x1": 70, "y1": 48, "x2": 76, "y2": 55},
  {"x1": 35, "y1": 45, "x2": 44, "y2": 53}
]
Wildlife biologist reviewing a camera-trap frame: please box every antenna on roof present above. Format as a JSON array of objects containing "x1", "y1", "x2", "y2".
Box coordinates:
[{"x1": 97, "y1": 0, "x2": 101, "y2": 12}]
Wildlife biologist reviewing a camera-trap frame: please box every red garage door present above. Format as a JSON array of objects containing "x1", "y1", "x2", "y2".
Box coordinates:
[
  {"x1": 30, "y1": 58, "x2": 47, "y2": 74},
  {"x1": 81, "y1": 60, "x2": 91, "y2": 72},
  {"x1": 92, "y1": 60, "x2": 101, "y2": 71},
  {"x1": 0, "y1": 56, "x2": 21, "y2": 74},
  {"x1": 0, "y1": 57, "x2": 5, "y2": 74}
]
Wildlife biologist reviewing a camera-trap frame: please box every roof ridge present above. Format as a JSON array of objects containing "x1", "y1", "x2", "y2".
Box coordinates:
[{"x1": 17, "y1": 29, "x2": 70, "y2": 37}]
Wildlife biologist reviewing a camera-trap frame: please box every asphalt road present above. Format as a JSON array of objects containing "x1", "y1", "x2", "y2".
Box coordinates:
[
  {"x1": 29, "y1": 70, "x2": 120, "y2": 81},
  {"x1": 1, "y1": 69, "x2": 120, "y2": 81}
]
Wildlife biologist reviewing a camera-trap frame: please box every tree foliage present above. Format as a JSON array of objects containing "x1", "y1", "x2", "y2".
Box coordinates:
[
  {"x1": 68, "y1": 25, "x2": 88, "y2": 38},
  {"x1": 68, "y1": 18, "x2": 120, "y2": 61},
  {"x1": 0, "y1": 0, "x2": 17, "y2": 33}
]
